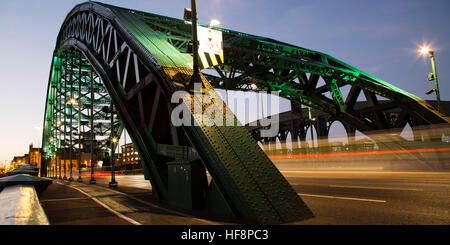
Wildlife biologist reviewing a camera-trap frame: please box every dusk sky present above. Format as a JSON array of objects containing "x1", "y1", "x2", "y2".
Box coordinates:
[{"x1": 0, "y1": 0, "x2": 449, "y2": 163}]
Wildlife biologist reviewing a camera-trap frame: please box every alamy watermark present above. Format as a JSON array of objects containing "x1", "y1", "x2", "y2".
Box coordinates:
[{"x1": 170, "y1": 83, "x2": 280, "y2": 138}]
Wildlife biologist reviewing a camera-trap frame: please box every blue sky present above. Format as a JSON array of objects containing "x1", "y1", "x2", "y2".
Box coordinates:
[{"x1": 0, "y1": 0, "x2": 449, "y2": 162}]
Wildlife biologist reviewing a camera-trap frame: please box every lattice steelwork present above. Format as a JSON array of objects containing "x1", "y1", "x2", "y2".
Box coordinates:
[
  {"x1": 43, "y1": 50, "x2": 122, "y2": 179},
  {"x1": 41, "y1": 2, "x2": 449, "y2": 224},
  {"x1": 139, "y1": 3, "x2": 450, "y2": 139}
]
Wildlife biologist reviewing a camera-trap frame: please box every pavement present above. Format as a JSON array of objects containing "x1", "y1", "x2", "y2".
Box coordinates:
[
  {"x1": 40, "y1": 175, "x2": 230, "y2": 225},
  {"x1": 40, "y1": 181, "x2": 132, "y2": 225}
]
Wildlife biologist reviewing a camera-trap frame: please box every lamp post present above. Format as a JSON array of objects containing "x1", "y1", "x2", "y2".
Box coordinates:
[
  {"x1": 69, "y1": 98, "x2": 83, "y2": 182},
  {"x1": 89, "y1": 70, "x2": 96, "y2": 184},
  {"x1": 307, "y1": 106, "x2": 316, "y2": 151},
  {"x1": 420, "y1": 46, "x2": 441, "y2": 113},
  {"x1": 184, "y1": 0, "x2": 201, "y2": 88},
  {"x1": 109, "y1": 137, "x2": 118, "y2": 187},
  {"x1": 109, "y1": 102, "x2": 118, "y2": 188},
  {"x1": 76, "y1": 55, "x2": 83, "y2": 182},
  {"x1": 68, "y1": 97, "x2": 76, "y2": 181},
  {"x1": 190, "y1": 0, "x2": 199, "y2": 77}
]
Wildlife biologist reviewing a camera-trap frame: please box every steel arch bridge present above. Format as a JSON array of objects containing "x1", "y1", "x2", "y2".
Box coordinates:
[{"x1": 41, "y1": 2, "x2": 449, "y2": 224}]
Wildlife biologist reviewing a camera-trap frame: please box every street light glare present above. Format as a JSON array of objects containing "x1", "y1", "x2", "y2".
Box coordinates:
[
  {"x1": 210, "y1": 19, "x2": 220, "y2": 27},
  {"x1": 420, "y1": 46, "x2": 430, "y2": 55},
  {"x1": 251, "y1": 83, "x2": 257, "y2": 89}
]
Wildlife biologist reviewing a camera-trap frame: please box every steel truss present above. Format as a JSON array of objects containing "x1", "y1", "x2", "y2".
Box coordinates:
[
  {"x1": 140, "y1": 5, "x2": 450, "y2": 142},
  {"x1": 42, "y1": 2, "x2": 448, "y2": 224},
  {"x1": 203, "y1": 30, "x2": 450, "y2": 136},
  {"x1": 42, "y1": 2, "x2": 315, "y2": 224},
  {"x1": 43, "y1": 50, "x2": 122, "y2": 179}
]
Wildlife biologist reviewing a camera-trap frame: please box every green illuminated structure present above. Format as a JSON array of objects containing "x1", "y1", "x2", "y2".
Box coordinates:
[
  {"x1": 41, "y1": 2, "x2": 449, "y2": 224},
  {"x1": 43, "y1": 52, "x2": 123, "y2": 180}
]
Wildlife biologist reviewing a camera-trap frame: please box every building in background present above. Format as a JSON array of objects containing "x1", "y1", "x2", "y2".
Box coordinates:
[
  {"x1": 28, "y1": 143, "x2": 42, "y2": 169},
  {"x1": 9, "y1": 144, "x2": 42, "y2": 171},
  {"x1": 118, "y1": 143, "x2": 142, "y2": 170},
  {"x1": 11, "y1": 155, "x2": 27, "y2": 169}
]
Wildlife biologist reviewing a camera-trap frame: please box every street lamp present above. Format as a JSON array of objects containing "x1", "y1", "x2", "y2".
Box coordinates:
[
  {"x1": 210, "y1": 19, "x2": 221, "y2": 27},
  {"x1": 69, "y1": 98, "x2": 77, "y2": 105},
  {"x1": 109, "y1": 136, "x2": 119, "y2": 188},
  {"x1": 184, "y1": 0, "x2": 201, "y2": 90},
  {"x1": 419, "y1": 45, "x2": 441, "y2": 113},
  {"x1": 69, "y1": 98, "x2": 84, "y2": 183},
  {"x1": 251, "y1": 82, "x2": 265, "y2": 119},
  {"x1": 109, "y1": 101, "x2": 118, "y2": 188},
  {"x1": 67, "y1": 97, "x2": 78, "y2": 181},
  {"x1": 307, "y1": 106, "x2": 316, "y2": 150}
]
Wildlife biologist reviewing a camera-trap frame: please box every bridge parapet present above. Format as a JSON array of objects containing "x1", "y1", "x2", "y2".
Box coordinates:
[
  {"x1": 0, "y1": 174, "x2": 52, "y2": 225},
  {"x1": 0, "y1": 185, "x2": 50, "y2": 225}
]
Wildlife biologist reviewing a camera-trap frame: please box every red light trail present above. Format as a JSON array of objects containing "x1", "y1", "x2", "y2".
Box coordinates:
[{"x1": 268, "y1": 147, "x2": 450, "y2": 160}]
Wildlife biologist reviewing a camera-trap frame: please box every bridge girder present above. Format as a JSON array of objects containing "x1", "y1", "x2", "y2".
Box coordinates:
[
  {"x1": 42, "y1": 2, "x2": 313, "y2": 224},
  {"x1": 141, "y1": 8, "x2": 450, "y2": 135}
]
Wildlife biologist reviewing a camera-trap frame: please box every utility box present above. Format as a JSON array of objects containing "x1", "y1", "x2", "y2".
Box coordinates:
[{"x1": 167, "y1": 160, "x2": 207, "y2": 210}]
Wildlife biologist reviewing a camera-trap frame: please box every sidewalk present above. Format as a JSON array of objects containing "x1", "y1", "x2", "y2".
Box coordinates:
[
  {"x1": 39, "y1": 175, "x2": 225, "y2": 225},
  {"x1": 40, "y1": 182, "x2": 133, "y2": 225}
]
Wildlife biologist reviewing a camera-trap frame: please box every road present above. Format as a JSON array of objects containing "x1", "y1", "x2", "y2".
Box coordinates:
[
  {"x1": 282, "y1": 171, "x2": 450, "y2": 224},
  {"x1": 64, "y1": 168, "x2": 450, "y2": 224}
]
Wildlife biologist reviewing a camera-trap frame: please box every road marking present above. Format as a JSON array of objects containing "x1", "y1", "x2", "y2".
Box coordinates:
[
  {"x1": 298, "y1": 193, "x2": 387, "y2": 203},
  {"x1": 40, "y1": 197, "x2": 91, "y2": 202},
  {"x1": 328, "y1": 185, "x2": 423, "y2": 191},
  {"x1": 55, "y1": 180, "x2": 219, "y2": 225},
  {"x1": 95, "y1": 184, "x2": 219, "y2": 225},
  {"x1": 56, "y1": 183, "x2": 143, "y2": 225}
]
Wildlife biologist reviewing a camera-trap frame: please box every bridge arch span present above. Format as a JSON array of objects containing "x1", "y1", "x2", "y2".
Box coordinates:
[{"x1": 42, "y1": 2, "x2": 313, "y2": 224}]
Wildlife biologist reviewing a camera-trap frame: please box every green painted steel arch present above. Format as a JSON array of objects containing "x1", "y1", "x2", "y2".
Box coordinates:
[{"x1": 42, "y1": 1, "x2": 314, "y2": 224}]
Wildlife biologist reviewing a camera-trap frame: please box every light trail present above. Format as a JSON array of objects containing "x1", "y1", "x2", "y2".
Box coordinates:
[{"x1": 269, "y1": 147, "x2": 450, "y2": 160}]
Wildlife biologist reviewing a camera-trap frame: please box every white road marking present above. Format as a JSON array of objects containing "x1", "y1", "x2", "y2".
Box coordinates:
[
  {"x1": 56, "y1": 182, "x2": 143, "y2": 225},
  {"x1": 328, "y1": 185, "x2": 423, "y2": 191},
  {"x1": 55, "y1": 181, "x2": 218, "y2": 225},
  {"x1": 298, "y1": 193, "x2": 387, "y2": 203},
  {"x1": 95, "y1": 184, "x2": 219, "y2": 225}
]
